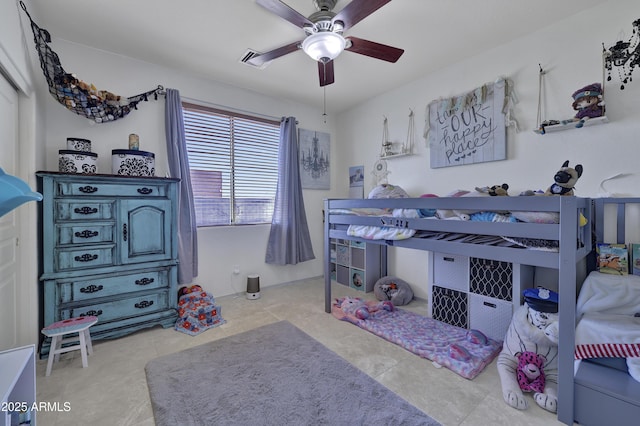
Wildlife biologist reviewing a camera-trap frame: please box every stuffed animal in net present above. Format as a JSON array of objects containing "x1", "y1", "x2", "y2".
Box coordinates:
[
  {"x1": 373, "y1": 276, "x2": 414, "y2": 306},
  {"x1": 571, "y1": 83, "x2": 605, "y2": 128},
  {"x1": 497, "y1": 288, "x2": 559, "y2": 413},
  {"x1": 545, "y1": 160, "x2": 583, "y2": 196},
  {"x1": 516, "y1": 351, "x2": 547, "y2": 393},
  {"x1": 332, "y1": 297, "x2": 394, "y2": 322}
]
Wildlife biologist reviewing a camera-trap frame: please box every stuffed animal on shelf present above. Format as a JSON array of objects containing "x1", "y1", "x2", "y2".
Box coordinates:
[
  {"x1": 497, "y1": 288, "x2": 559, "y2": 413},
  {"x1": 516, "y1": 351, "x2": 546, "y2": 393},
  {"x1": 545, "y1": 160, "x2": 583, "y2": 196},
  {"x1": 332, "y1": 297, "x2": 394, "y2": 321},
  {"x1": 571, "y1": 83, "x2": 605, "y2": 128},
  {"x1": 488, "y1": 183, "x2": 510, "y2": 196}
]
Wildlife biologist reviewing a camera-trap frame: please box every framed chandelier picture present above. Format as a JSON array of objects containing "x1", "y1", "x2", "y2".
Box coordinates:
[{"x1": 299, "y1": 128, "x2": 330, "y2": 189}]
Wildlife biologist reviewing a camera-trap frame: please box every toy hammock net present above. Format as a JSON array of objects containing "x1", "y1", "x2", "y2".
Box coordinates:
[{"x1": 20, "y1": 1, "x2": 163, "y2": 123}]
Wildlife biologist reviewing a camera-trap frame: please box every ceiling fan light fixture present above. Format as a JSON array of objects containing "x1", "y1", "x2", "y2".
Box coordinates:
[{"x1": 302, "y1": 31, "x2": 346, "y2": 62}]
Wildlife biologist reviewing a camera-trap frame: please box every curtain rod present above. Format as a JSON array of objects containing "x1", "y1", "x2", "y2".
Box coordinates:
[{"x1": 180, "y1": 96, "x2": 281, "y2": 123}]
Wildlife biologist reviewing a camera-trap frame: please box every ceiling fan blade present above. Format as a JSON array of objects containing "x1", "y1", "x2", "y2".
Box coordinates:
[
  {"x1": 318, "y1": 60, "x2": 335, "y2": 87},
  {"x1": 345, "y1": 36, "x2": 404, "y2": 63},
  {"x1": 332, "y1": 0, "x2": 391, "y2": 30},
  {"x1": 256, "y1": 0, "x2": 313, "y2": 29},
  {"x1": 248, "y1": 40, "x2": 303, "y2": 66}
]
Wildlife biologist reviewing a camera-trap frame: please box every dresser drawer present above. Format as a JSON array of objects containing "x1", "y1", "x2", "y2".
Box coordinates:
[
  {"x1": 56, "y1": 223, "x2": 115, "y2": 245},
  {"x1": 55, "y1": 246, "x2": 116, "y2": 271},
  {"x1": 58, "y1": 182, "x2": 169, "y2": 198},
  {"x1": 55, "y1": 201, "x2": 115, "y2": 221},
  {"x1": 61, "y1": 291, "x2": 170, "y2": 322},
  {"x1": 433, "y1": 253, "x2": 468, "y2": 292},
  {"x1": 57, "y1": 269, "x2": 171, "y2": 303}
]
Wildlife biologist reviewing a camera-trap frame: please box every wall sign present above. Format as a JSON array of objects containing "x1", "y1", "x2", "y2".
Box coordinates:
[{"x1": 426, "y1": 79, "x2": 509, "y2": 169}]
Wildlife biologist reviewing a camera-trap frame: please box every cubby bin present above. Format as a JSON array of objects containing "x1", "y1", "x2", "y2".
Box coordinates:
[
  {"x1": 432, "y1": 285, "x2": 468, "y2": 328},
  {"x1": 469, "y1": 257, "x2": 512, "y2": 301},
  {"x1": 350, "y1": 268, "x2": 365, "y2": 290},
  {"x1": 469, "y1": 293, "x2": 513, "y2": 341},
  {"x1": 433, "y1": 253, "x2": 468, "y2": 292}
]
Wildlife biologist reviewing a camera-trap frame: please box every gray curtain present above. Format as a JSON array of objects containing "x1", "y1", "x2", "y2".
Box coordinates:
[
  {"x1": 165, "y1": 88, "x2": 198, "y2": 283},
  {"x1": 265, "y1": 117, "x2": 315, "y2": 265}
]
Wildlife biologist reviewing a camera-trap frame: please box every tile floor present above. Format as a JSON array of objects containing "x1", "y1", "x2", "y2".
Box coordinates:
[{"x1": 35, "y1": 277, "x2": 564, "y2": 425}]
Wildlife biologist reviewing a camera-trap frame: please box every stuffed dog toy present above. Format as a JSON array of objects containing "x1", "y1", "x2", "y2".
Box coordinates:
[{"x1": 545, "y1": 160, "x2": 583, "y2": 196}]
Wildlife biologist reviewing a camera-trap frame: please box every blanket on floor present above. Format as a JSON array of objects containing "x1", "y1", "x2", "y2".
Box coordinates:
[
  {"x1": 175, "y1": 285, "x2": 226, "y2": 336},
  {"x1": 333, "y1": 298, "x2": 502, "y2": 379}
]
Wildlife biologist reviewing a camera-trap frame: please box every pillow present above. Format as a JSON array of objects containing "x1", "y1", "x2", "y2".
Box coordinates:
[
  {"x1": 511, "y1": 211, "x2": 560, "y2": 224},
  {"x1": 374, "y1": 276, "x2": 414, "y2": 305}
]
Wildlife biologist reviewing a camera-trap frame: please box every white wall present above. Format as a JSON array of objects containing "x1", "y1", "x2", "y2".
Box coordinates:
[
  {"x1": 334, "y1": 0, "x2": 640, "y2": 299},
  {"x1": 23, "y1": 0, "x2": 640, "y2": 310},
  {"x1": 37, "y1": 38, "x2": 335, "y2": 298}
]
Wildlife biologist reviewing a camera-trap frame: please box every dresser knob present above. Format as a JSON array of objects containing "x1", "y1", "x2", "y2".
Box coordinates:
[
  {"x1": 74, "y1": 206, "x2": 98, "y2": 215},
  {"x1": 80, "y1": 284, "x2": 104, "y2": 293},
  {"x1": 74, "y1": 253, "x2": 98, "y2": 262},
  {"x1": 135, "y1": 277, "x2": 155, "y2": 286},
  {"x1": 134, "y1": 300, "x2": 154, "y2": 309},
  {"x1": 137, "y1": 187, "x2": 153, "y2": 195},
  {"x1": 78, "y1": 185, "x2": 98, "y2": 193},
  {"x1": 75, "y1": 230, "x2": 99, "y2": 239}
]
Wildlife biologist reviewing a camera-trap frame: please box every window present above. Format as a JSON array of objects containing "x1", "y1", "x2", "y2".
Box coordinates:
[{"x1": 182, "y1": 102, "x2": 280, "y2": 226}]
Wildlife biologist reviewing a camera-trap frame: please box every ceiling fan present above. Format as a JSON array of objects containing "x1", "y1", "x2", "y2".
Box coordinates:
[{"x1": 248, "y1": 0, "x2": 404, "y2": 86}]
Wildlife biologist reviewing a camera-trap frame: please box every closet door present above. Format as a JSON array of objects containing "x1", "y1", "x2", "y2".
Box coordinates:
[{"x1": 0, "y1": 72, "x2": 20, "y2": 350}]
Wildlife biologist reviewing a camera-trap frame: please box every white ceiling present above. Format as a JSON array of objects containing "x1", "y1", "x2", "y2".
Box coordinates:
[{"x1": 28, "y1": 0, "x2": 604, "y2": 113}]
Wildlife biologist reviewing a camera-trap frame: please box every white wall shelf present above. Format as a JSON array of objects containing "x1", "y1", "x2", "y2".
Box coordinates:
[
  {"x1": 534, "y1": 116, "x2": 609, "y2": 134},
  {"x1": 380, "y1": 152, "x2": 413, "y2": 159}
]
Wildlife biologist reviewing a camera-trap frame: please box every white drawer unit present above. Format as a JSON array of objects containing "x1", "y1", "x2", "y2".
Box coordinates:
[
  {"x1": 428, "y1": 252, "x2": 534, "y2": 341},
  {"x1": 329, "y1": 239, "x2": 381, "y2": 292}
]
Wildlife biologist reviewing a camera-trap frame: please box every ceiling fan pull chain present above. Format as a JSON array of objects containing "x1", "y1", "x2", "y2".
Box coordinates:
[{"x1": 323, "y1": 85, "x2": 327, "y2": 123}]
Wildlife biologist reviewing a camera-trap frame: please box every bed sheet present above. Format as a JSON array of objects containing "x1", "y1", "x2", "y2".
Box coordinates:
[{"x1": 575, "y1": 271, "x2": 640, "y2": 382}]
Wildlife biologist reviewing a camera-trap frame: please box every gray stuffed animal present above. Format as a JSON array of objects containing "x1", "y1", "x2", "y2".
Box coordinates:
[{"x1": 374, "y1": 276, "x2": 414, "y2": 306}]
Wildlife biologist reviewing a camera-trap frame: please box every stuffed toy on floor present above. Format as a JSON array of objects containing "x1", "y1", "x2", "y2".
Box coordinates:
[
  {"x1": 497, "y1": 288, "x2": 559, "y2": 413},
  {"x1": 332, "y1": 297, "x2": 394, "y2": 321},
  {"x1": 374, "y1": 276, "x2": 414, "y2": 306}
]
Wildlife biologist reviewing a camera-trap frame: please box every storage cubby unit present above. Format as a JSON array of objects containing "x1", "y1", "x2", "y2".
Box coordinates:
[
  {"x1": 0, "y1": 345, "x2": 36, "y2": 426},
  {"x1": 428, "y1": 252, "x2": 534, "y2": 341},
  {"x1": 329, "y1": 239, "x2": 381, "y2": 292}
]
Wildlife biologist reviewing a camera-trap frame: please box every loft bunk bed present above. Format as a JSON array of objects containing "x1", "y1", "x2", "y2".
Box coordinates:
[{"x1": 323, "y1": 195, "x2": 640, "y2": 425}]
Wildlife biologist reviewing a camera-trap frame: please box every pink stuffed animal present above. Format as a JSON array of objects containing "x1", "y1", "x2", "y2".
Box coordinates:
[
  {"x1": 333, "y1": 297, "x2": 394, "y2": 321},
  {"x1": 516, "y1": 351, "x2": 546, "y2": 393}
]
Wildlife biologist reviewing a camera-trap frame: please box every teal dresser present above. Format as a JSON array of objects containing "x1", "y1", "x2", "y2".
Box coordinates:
[{"x1": 37, "y1": 172, "x2": 179, "y2": 356}]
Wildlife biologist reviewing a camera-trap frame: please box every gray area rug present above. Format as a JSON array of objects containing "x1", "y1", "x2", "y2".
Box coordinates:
[{"x1": 145, "y1": 320, "x2": 441, "y2": 426}]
